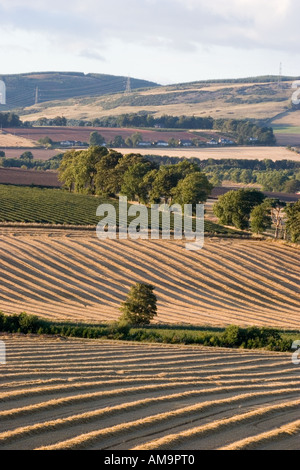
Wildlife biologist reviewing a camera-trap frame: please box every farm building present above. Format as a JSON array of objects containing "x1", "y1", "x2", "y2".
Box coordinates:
[
  {"x1": 155, "y1": 141, "x2": 169, "y2": 147},
  {"x1": 219, "y1": 138, "x2": 235, "y2": 145},
  {"x1": 179, "y1": 139, "x2": 194, "y2": 147},
  {"x1": 138, "y1": 141, "x2": 152, "y2": 147},
  {"x1": 207, "y1": 139, "x2": 218, "y2": 145}
]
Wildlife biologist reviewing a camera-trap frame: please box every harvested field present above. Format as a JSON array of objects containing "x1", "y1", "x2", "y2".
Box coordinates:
[
  {"x1": 0, "y1": 231, "x2": 299, "y2": 329},
  {"x1": 0, "y1": 169, "x2": 61, "y2": 188},
  {"x1": 5, "y1": 127, "x2": 205, "y2": 145},
  {"x1": 4, "y1": 129, "x2": 299, "y2": 161},
  {"x1": 271, "y1": 110, "x2": 300, "y2": 128},
  {"x1": 0, "y1": 336, "x2": 299, "y2": 450},
  {"x1": 0, "y1": 148, "x2": 61, "y2": 161},
  {"x1": 0, "y1": 132, "x2": 37, "y2": 149},
  {"x1": 274, "y1": 133, "x2": 300, "y2": 146},
  {"x1": 116, "y1": 146, "x2": 299, "y2": 161}
]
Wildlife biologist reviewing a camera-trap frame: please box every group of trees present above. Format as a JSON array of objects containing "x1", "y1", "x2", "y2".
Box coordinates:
[
  {"x1": 66, "y1": 114, "x2": 215, "y2": 130},
  {"x1": 0, "y1": 152, "x2": 63, "y2": 170},
  {"x1": 31, "y1": 113, "x2": 276, "y2": 146},
  {"x1": 58, "y1": 146, "x2": 213, "y2": 206},
  {"x1": 0, "y1": 112, "x2": 22, "y2": 128},
  {"x1": 63, "y1": 113, "x2": 276, "y2": 145},
  {"x1": 0, "y1": 112, "x2": 68, "y2": 128},
  {"x1": 213, "y1": 119, "x2": 276, "y2": 145},
  {"x1": 89, "y1": 131, "x2": 146, "y2": 148},
  {"x1": 205, "y1": 167, "x2": 300, "y2": 193},
  {"x1": 145, "y1": 156, "x2": 300, "y2": 194},
  {"x1": 36, "y1": 116, "x2": 67, "y2": 126},
  {"x1": 37, "y1": 136, "x2": 55, "y2": 148},
  {"x1": 213, "y1": 189, "x2": 266, "y2": 231},
  {"x1": 213, "y1": 188, "x2": 300, "y2": 241},
  {"x1": 107, "y1": 114, "x2": 215, "y2": 130}
]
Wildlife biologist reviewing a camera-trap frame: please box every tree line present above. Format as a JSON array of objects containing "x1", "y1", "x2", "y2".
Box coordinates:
[
  {"x1": 58, "y1": 146, "x2": 213, "y2": 206},
  {"x1": 0, "y1": 152, "x2": 63, "y2": 170},
  {"x1": 0, "y1": 310, "x2": 292, "y2": 352},
  {"x1": 94, "y1": 116, "x2": 275, "y2": 146},
  {"x1": 206, "y1": 168, "x2": 300, "y2": 193},
  {"x1": 32, "y1": 113, "x2": 276, "y2": 146},
  {"x1": 213, "y1": 119, "x2": 276, "y2": 145},
  {"x1": 144, "y1": 156, "x2": 300, "y2": 194},
  {"x1": 149, "y1": 156, "x2": 300, "y2": 171},
  {"x1": 213, "y1": 189, "x2": 300, "y2": 242}
]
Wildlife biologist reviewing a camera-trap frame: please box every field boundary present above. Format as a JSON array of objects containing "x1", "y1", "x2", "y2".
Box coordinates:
[{"x1": 0, "y1": 312, "x2": 298, "y2": 351}]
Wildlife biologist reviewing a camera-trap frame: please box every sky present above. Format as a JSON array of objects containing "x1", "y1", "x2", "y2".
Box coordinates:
[{"x1": 0, "y1": 0, "x2": 299, "y2": 85}]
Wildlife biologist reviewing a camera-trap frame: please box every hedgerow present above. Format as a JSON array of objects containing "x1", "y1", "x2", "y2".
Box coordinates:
[{"x1": 0, "y1": 312, "x2": 295, "y2": 352}]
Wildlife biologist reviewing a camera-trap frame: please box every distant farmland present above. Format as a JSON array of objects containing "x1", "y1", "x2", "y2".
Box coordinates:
[
  {"x1": 0, "y1": 148, "x2": 60, "y2": 161},
  {"x1": 0, "y1": 169, "x2": 61, "y2": 187},
  {"x1": 3, "y1": 128, "x2": 299, "y2": 162},
  {"x1": 274, "y1": 133, "x2": 300, "y2": 146},
  {"x1": 0, "y1": 132, "x2": 37, "y2": 148},
  {"x1": 5, "y1": 127, "x2": 212, "y2": 145},
  {"x1": 115, "y1": 146, "x2": 299, "y2": 162}
]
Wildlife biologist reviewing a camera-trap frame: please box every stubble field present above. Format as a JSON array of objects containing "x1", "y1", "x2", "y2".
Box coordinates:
[
  {"x1": 0, "y1": 336, "x2": 299, "y2": 450},
  {"x1": 0, "y1": 230, "x2": 299, "y2": 329},
  {"x1": 0, "y1": 132, "x2": 37, "y2": 148}
]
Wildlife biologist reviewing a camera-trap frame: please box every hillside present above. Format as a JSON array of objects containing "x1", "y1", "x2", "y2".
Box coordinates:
[
  {"x1": 0, "y1": 72, "x2": 159, "y2": 110},
  {"x1": 17, "y1": 76, "x2": 300, "y2": 124}
]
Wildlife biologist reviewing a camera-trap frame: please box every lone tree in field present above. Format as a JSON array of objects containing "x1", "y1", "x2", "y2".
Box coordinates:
[{"x1": 119, "y1": 283, "x2": 157, "y2": 326}]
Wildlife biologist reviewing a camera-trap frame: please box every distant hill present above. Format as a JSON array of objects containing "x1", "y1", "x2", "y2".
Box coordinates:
[
  {"x1": 173, "y1": 75, "x2": 300, "y2": 86},
  {"x1": 16, "y1": 76, "x2": 300, "y2": 125},
  {"x1": 0, "y1": 72, "x2": 159, "y2": 109},
  {"x1": 2, "y1": 73, "x2": 300, "y2": 128}
]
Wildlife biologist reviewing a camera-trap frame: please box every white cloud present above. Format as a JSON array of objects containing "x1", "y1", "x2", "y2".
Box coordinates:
[
  {"x1": 0, "y1": 0, "x2": 298, "y2": 53},
  {"x1": 78, "y1": 49, "x2": 107, "y2": 62}
]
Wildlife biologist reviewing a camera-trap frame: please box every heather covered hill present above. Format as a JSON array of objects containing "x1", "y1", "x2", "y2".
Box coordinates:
[
  {"x1": 0, "y1": 72, "x2": 158, "y2": 109},
  {"x1": 18, "y1": 77, "x2": 299, "y2": 123}
]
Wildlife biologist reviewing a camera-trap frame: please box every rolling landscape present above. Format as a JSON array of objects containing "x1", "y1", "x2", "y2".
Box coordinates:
[
  {"x1": 13, "y1": 75, "x2": 297, "y2": 122},
  {"x1": 0, "y1": 72, "x2": 158, "y2": 110},
  {"x1": 0, "y1": 70, "x2": 300, "y2": 452}
]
